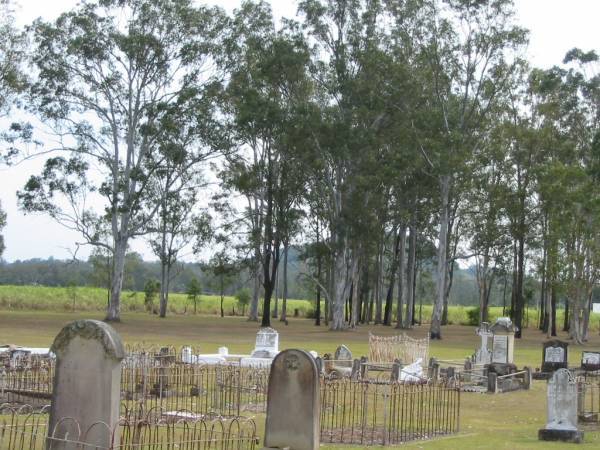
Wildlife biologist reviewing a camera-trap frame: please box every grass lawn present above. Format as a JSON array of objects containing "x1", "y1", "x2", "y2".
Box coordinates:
[{"x1": 1, "y1": 309, "x2": 600, "y2": 448}]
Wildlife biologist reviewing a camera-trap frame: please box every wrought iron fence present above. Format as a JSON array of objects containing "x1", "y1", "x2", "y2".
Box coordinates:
[
  {"x1": 0, "y1": 404, "x2": 259, "y2": 450},
  {"x1": 320, "y1": 378, "x2": 460, "y2": 446}
]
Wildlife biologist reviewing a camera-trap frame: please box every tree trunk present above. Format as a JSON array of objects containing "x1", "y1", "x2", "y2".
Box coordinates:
[
  {"x1": 159, "y1": 263, "x2": 171, "y2": 318},
  {"x1": 272, "y1": 263, "x2": 279, "y2": 319},
  {"x1": 106, "y1": 239, "x2": 127, "y2": 322},
  {"x1": 430, "y1": 175, "x2": 450, "y2": 339},
  {"x1": 374, "y1": 238, "x2": 384, "y2": 324},
  {"x1": 280, "y1": 242, "x2": 288, "y2": 322},
  {"x1": 395, "y1": 225, "x2": 406, "y2": 328},
  {"x1": 248, "y1": 248, "x2": 260, "y2": 321},
  {"x1": 514, "y1": 234, "x2": 525, "y2": 338},
  {"x1": 550, "y1": 281, "x2": 557, "y2": 337},
  {"x1": 405, "y1": 221, "x2": 416, "y2": 328},
  {"x1": 384, "y1": 231, "x2": 401, "y2": 325}
]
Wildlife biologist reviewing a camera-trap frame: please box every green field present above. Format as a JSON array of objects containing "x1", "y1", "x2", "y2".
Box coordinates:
[
  {"x1": 2, "y1": 307, "x2": 600, "y2": 448},
  {"x1": 0, "y1": 285, "x2": 593, "y2": 332}
]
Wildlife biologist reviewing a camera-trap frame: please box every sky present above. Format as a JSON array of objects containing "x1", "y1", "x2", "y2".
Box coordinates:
[{"x1": 1, "y1": 0, "x2": 598, "y2": 263}]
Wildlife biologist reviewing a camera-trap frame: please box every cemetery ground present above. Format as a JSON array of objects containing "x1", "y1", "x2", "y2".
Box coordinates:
[{"x1": 2, "y1": 311, "x2": 600, "y2": 448}]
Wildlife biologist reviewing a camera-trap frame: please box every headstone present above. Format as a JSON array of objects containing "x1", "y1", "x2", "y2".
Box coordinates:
[
  {"x1": 541, "y1": 340, "x2": 568, "y2": 373},
  {"x1": 251, "y1": 327, "x2": 279, "y2": 359},
  {"x1": 538, "y1": 369, "x2": 583, "y2": 443},
  {"x1": 315, "y1": 357, "x2": 323, "y2": 375},
  {"x1": 475, "y1": 322, "x2": 493, "y2": 365},
  {"x1": 490, "y1": 317, "x2": 516, "y2": 364},
  {"x1": 581, "y1": 351, "x2": 600, "y2": 372},
  {"x1": 351, "y1": 359, "x2": 361, "y2": 380},
  {"x1": 263, "y1": 349, "x2": 320, "y2": 450},
  {"x1": 334, "y1": 345, "x2": 352, "y2": 368},
  {"x1": 47, "y1": 320, "x2": 125, "y2": 449}
]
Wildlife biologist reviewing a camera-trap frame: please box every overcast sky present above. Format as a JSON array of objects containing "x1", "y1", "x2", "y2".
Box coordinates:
[{"x1": 2, "y1": 0, "x2": 598, "y2": 262}]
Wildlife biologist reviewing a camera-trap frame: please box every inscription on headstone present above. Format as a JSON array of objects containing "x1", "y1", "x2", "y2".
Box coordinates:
[
  {"x1": 492, "y1": 335, "x2": 508, "y2": 364},
  {"x1": 541, "y1": 340, "x2": 569, "y2": 373},
  {"x1": 581, "y1": 351, "x2": 600, "y2": 371},
  {"x1": 263, "y1": 349, "x2": 320, "y2": 450},
  {"x1": 251, "y1": 327, "x2": 279, "y2": 359},
  {"x1": 490, "y1": 317, "x2": 516, "y2": 364}
]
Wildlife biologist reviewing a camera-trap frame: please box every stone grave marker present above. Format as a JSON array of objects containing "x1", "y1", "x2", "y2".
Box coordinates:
[
  {"x1": 475, "y1": 322, "x2": 493, "y2": 365},
  {"x1": 541, "y1": 340, "x2": 568, "y2": 374},
  {"x1": 334, "y1": 345, "x2": 352, "y2": 368},
  {"x1": 251, "y1": 327, "x2": 279, "y2": 358},
  {"x1": 538, "y1": 368, "x2": 583, "y2": 443},
  {"x1": 47, "y1": 319, "x2": 125, "y2": 450},
  {"x1": 490, "y1": 317, "x2": 516, "y2": 364},
  {"x1": 581, "y1": 351, "x2": 600, "y2": 372},
  {"x1": 263, "y1": 349, "x2": 320, "y2": 450}
]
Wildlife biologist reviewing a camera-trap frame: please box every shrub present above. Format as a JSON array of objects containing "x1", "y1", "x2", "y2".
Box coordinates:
[
  {"x1": 235, "y1": 288, "x2": 251, "y2": 316},
  {"x1": 466, "y1": 307, "x2": 480, "y2": 326}
]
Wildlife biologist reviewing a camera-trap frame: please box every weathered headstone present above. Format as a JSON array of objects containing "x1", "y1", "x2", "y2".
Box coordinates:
[
  {"x1": 263, "y1": 349, "x2": 320, "y2": 450},
  {"x1": 334, "y1": 345, "x2": 352, "y2": 368},
  {"x1": 581, "y1": 351, "x2": 600, "y2": 372},
  {"x1": 490, "y1": 317, "x2": 516, "y2": 364},
  {"x1": 251, "y1": 327, "x2": 279, "y2": 358},
  {"x1": 47, "y1": 320, "x2": 125, "y2": 449},
  {"x1": 538, "y1": 369, "x2": 583, "y2": 443},
  {"x1": 541, "y1": 340, "x2": 568, "y2": 373}
]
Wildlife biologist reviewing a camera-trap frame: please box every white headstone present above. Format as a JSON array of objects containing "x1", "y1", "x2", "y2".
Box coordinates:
[
  {"x1": 492, "y1": 335, "x2": 508, "y2": 364},
  {"x1": 251, "y1": 327, "x2": 279, "y2": 358},
  {"x1": 475, "y1": 322, "x2": 493, "y2": 365}
]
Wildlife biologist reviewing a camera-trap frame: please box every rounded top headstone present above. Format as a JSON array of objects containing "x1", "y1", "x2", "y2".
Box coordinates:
[{"x1": 51, "y1": 319, "x2": 125, "y2": 361}]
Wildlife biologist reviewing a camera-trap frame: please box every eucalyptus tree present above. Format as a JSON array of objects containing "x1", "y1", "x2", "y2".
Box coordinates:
[
  {"x1": 299, "y1": 0, "x2": 390, "y2": 330},
  {"x1": 18, "y1": 0, "x2": 226, "y2": 321},
  {"x1": 386, "y1": 0, "x2": 527, "y2": 338},
  {"x1": 221, "y1": 1, "x2": 312, "y2": 327},
  {"x1": 533, "y1": 50, "x2": 600, "y2": 343},
  {"x1": 0, "y1": 0, "x2": 28, "y2": 251},
  {"x1": 147, "y1": 91, "x2": 222, "y2": 318}
]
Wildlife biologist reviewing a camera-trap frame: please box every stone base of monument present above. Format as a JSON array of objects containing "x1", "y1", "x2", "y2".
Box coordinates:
[
  {"x1": 538, "y1": 428, "x2": 583, "y2": 444},
  {"x1": 532, "y1": 371, "x2": 553, "y2": 380}
]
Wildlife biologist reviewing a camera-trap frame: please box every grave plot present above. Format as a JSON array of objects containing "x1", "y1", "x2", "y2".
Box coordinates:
[
  {"x1": 0, "y1": 403, "x2": 259, "y2": 450},
  {"x1": 431, "y1": 318, "x2": 532, "y2": 394},
  {"x1": 320, "y1": 378, "x2": 460, "y2": 446}
]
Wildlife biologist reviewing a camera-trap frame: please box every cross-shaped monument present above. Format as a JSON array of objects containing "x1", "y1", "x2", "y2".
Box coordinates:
[{"x1": 475, "y1": 322, "x2": 493, "y2": 365}]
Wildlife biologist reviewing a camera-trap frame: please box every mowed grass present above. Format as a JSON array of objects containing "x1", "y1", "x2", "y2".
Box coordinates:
[
  {"x1": 3, "y1": 284, "x2": 599, "y2": 333},
  {"x1": 2, "y1": 309, "x2": 600, "y2": 448}
]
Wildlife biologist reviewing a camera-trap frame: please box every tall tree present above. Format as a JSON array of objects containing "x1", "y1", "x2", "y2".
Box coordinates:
[
  {"x1": 392, "y1": 0, "x2": 527, "y2": 339},
  {"x1": 18, "y1": 0, "x2": 225, "y2": 321}
]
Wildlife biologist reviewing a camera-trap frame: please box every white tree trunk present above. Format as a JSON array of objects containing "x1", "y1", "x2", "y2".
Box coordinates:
[{"x1": 430, "y1": 175, "x2": 450, "y2": 339}]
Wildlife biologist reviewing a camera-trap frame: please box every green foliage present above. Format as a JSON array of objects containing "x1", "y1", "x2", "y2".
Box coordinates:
[
  {"x1": 143, "y1": 279, "x2": 160, "y2": 313},
  {"x1": 234, "y1": 288, "x2": 251, "y2": 316},
  {"x1": 186, "y1": 278, "x2": 202, "y2": 314}
]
